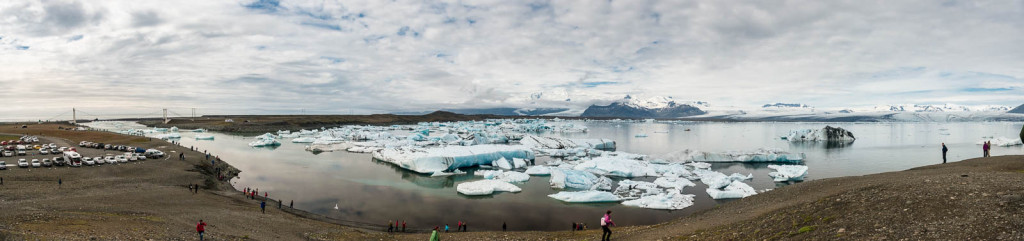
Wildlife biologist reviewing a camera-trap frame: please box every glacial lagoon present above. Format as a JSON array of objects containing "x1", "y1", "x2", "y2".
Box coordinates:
[{"x1": 91, "y1": 121, "x2": 1023, "y2": 231}]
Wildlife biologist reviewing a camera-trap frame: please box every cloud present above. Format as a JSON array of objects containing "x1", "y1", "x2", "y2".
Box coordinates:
[{"x1": 0, "y1": 0, "x2": 1023, "y2": 120}]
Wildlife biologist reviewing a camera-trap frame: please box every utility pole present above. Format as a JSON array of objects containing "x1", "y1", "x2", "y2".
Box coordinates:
[
  {"x1": 163, "y1": 108, "x2": 169, "y2": 124},
  {"x1": 192, "y1": 108, "x2": 196, "y2": 121},
  {"x1": 72, "y1": 108, "x2": 77, "y2": 125}
]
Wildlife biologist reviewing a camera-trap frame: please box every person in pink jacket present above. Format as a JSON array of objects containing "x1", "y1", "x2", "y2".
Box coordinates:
[{"x1": 601, "y1": 210, "x2": 616, "y2": 241}]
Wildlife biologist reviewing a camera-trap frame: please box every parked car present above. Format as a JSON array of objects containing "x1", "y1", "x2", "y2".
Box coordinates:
[
  {"x1": 0, "y1": 161, "x2": 6, "y2": 170},
  {"x1": 94, "y1": 156, "x2": 105, "y2": 164},
  {"x1": 144, "y1": 149, "x2": 165, "y2": 159},
  {"x1": 1, "y1": 150, "x2": 11, "y2": 157},
  {"x1": 116, "y1": 155, "x2": 128, "y2": 163},
  {"x1": 39, "y1": 148, "x2": 49, "y2": 155},
  {"x1": 48, "y1": 143, "x2": 57, "y2": 149},
  {"x1": 18, "y1": 159, "x2": 29, "y2": 168},
  {"x1": 16, "y1": 150, "x2": 26, "y2": 156},
  {"x1": 50, "y1": 149, "x2": 61, "y2": 155},
  {"x1": 53, "y1": 156, "x2": 65, "y2": 166},
  {"x1": 42, "y1": 158, "x2": 53, "y2": 167},
  {"x1": 105, "y1": 156, "x2": 116, "y2": 164},
  {"x1": 31, "y1": 159, "x2": 41, "y2": 168},
  {"x1": 83, "y1": 157, "x2": 95, "y2": 166},
  {"x1": 125, "y1": 153, "x2": 138, "y2": 161},
  {"x1": 135, "y1": 153, "x2": 146, "y2": 160}
]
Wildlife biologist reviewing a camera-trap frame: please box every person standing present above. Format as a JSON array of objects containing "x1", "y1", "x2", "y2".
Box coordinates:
[
  {"x1": 430, "y1": 227, "x2": 441, "y2": 241},
  {"x1": 444, "y1": 224, "x2": 449, "y2": 233},
  {"x1": 502, "y1": 222, "x2": 506, "y2": 232},
  {"x1": 462, "y1": 221, "x2": 466, "y2": 232},
  {"x1": 290, "y1": 200, "x2": 293, "y2": 208},
  {"x1": 572, "y1": 222, "x2": 577, "y2": 232},
  {"x1": 58, "y1": 178, "x2": 62, "y2": 188},
  {"x1": 388, "y1": 220, "x2": 393, "y2": 233},
  {"x1": 402, "y1": 220, "x2": 406, "y2": 232},
  {"x1": 196, "y1": 220, "x2": 207, "y2": 241},
  {"x1": 260, "y1": 200, "x2": 266, "y2": 214},
  {"x1": 942, "y1": 143, "x2": 948, "y2": 164},
  {"x1": 601, "y1": 210, "x2": 616, "y2": 241}
]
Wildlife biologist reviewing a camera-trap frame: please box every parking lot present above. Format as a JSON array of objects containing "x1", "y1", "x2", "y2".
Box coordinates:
[{"x1": 0, "y1": 135, "x2": 166, "y2": 170}]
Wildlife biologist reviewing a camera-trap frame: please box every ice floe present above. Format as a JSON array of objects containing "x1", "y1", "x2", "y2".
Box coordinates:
[
  {"x1": 456, "y1": 180, "x2": 522, "y2": 195},
  {"x1": 548, "y1": 191, "x2": 621, "y2": 203},
  {"x1": 977, "y1": 137, "x2": 1023, "y2": 147},
  {"x1": 705, "y1": 181, "x2": 757, "y2": 199},
  {"x1": 524, "y1": 165, "x2": 552, "y2": 176},
  {"x1": 549, "y1": 168, "x2": 603, "y2": 190},
  {"x1": 663, "y1": 148, "x2": 804, "y2": 163},
  {"x1": 787, "y1": 126, "x2": 856, "y2": 142},
  {"x1": 621, "y1": 191, "x2": 696, "y2": 210},
  {"x1": 573, "y1": 156, "x2": 658, "y2": 177},
  {"x1": 371, "y1": 145, "x2": 535, "y2": 174},
  {"x1": 767, "y1": 165, "x2": 808, "y2": 182}
]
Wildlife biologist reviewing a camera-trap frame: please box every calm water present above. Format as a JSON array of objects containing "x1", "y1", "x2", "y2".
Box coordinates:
[{"x1": 149, "y1": 121, "x2": 1023, "y2": 231}]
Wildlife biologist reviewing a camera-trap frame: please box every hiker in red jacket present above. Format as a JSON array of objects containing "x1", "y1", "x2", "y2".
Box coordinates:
[{"x1": 196, "y1": 220, "x2": 207, "y2": 240}]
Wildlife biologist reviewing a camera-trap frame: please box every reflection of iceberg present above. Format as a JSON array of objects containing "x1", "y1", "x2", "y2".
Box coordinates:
[
  {"x1": 573, "y1": 156, "x2": 658, "y2": 177},
  {"x1": 520, "y1": 135, "x2": 615, "y2": 150},
  {"x1": 787, "y1": 126, "x2": 855, "y2": 142},
  {"x1": 663, "y1": 148, "x2": 804, "y2": 163},
  {"x1": 548, "y1": 191, "x2": 620, "y2": 203},
  {"x1": 621, "y1": 192, "x2": 695, "y2": 210},
  {"x1": 371, "y1": 145, "x2": 535, "y2": 174},
  {"x1": 977, "y1": 137, "x2": 1023, "y2": 147},
  {"x1": 705, "y1": 181, "x2": 757, "y2": 199},
  {"x1": 767, "y1": 165, "x2": 808, "y2": 182},
  {"x1": 456, "y1": 180, "x2": 521, "y2": 195}
]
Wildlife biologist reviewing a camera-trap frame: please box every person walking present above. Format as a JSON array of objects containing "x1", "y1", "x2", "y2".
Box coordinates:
[
  {"x1": 444, "y1": 224, "x2": 449, "y2": 233},
  {"x1": 402, "y1": 220, "x2": 406, "y2": 232},
  {"x1": 601, "y1": 210, "x2": 616, "y2": 241},
  {"x1": 572, "y1": 222, "x2": 577, "y2": 232},
  {"x1": 260, "y1": 200, "x2": 266, "y2": 214},
  {"x1": 278, "y1": 200, "x2": 282, "y2": 209},
  {"x1": 456, "y1": 221, "x2": 461, "y2": 232},
  {"x1": 942, "y1": 143, "x2": 948, "y2": 164},
  {"x1": 502, "y1": 222, "x2": 506, "y2": 232},
  {"x1": 388, "y1": 220, "x2": 393, "y2": 233},
  {"x1": 983, "y1": 141, "x2": 989, "y2": 157},
  {"x1": 430, "y1": 227, "x2": 441, "y2": 241},
  {"x1": 1, "y1": 177, "x2": 4, "y2": 185},
  {"x1": 461, "y1": 221, "x2": 466, "y2": 232},
  {"x1": 290, "y1": 200, "x2": 293, "y2": 208},
  {"x1": 196, "y1": 220, "x2": 207, "y2": 241},
  {"x1": 58, "y1": 178, "x2": 62, "y2": 188}
]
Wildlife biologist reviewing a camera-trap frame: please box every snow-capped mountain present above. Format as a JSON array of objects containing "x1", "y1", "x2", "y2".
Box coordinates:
[
  {"x1": 762, "y1": 103, "x2": 812, "y2": 109},
  {"x1": 867, "y1": 104, "x2": 1010, "y2": 113},
  {"x1": 1010, "y1": 104, "x2": 1024, "y2": 114},
  {"x1": 581, "y1": 95, "x2": 707, "y2": 118}
]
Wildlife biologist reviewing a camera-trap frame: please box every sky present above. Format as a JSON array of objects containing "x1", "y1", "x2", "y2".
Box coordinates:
[{"x1": 2, "y1": 0, "x2": 1023, "y2": 120}]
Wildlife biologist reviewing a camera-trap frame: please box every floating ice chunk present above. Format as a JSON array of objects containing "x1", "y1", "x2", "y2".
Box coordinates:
[
  {"x1": 456, "y1": 180, "x2": 522, "y2": 195},
  {"x1": 664, "y1": 149, "x2": 804, "y2": 163},
  {"x1": 767, "y1": 165, "x2": 808, "y2": 182},
  {"x1": 474, "y1": 170, "x2": 504, "y2": 179},
  {"x1": 524, "y1": 165, "x2": 551, "y2": 176},
  {"x1": 407, "y1": 133, "x2": 428, "y2": 141},
  {"x1": 548, "y1": 191, "x2": 620, "y2": 203},
  {"x1": 155, "y1": 133, "x2": 181, "y2": 140},
  {"x1": 248, "y1": 138, "x2": 281, "y2": 147},
  {"x1": 549, "y1": 168, "x2": 601, "y2": 189},
  {"x1": 788, "y1": 126, "x2": 855, "y2": 142},
  {"x1": 977, "y1": 137, "x2": 1023, "y2": 147},
  {"x1": 592, "y1": 176, "x2": 613, "y2": 191},
  {"x1": 520, "y1": 135, "x2": 615, "y2": 150},
  {"x1": 693, "y1": 169, "x2": 752, "y2": 189},
  {"x1": 621, "y1": 192, "x2": 695, "y2": 210},
  {"x1": 494, "y1": 157, "x2": 513, "y2": 169},
  {"x1": 706, "y1": 181, "x2": 757, "y2": 199},
  {"x1": 613, "y1": 180, "x2": 662, "y2": 200},
  {"x1": 169, "y1": 126, "x2": 179, "y2": 132},
  {"x1": 512, "y1": 158, "x2": 528, "y2": 168},
  {"x1": 194, "y1": 134, "x2": 214, "y2": 140},
  {"x1": 371, "y1": 145, "x2": 535, "y2": 174},
  {"x1": 494, "y1": 171, "x2": 530, "y2": 183},
  {"x1": 687, "y1": 162, "x2": 712, "y2": 169},
  {"x1": 634, "y1": 133, "x2": 648, "y2": 138},
  {"x1": 255, "y1": 133, "x2": 277, "y2": 140},
  {"x1": 291, "y1": 137, "x2": 316, "y2": 143},
  {"x1": 653, "y1": 176, "x2": 697, "y2": 190},
  {"x1": 573, "y1": 156, "x2": 658, "y2": 177}
]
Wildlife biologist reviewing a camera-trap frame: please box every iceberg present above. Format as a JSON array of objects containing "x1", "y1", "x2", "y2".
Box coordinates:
[
  {"x1": 664, "y1": 148, "x2": 804, "y2": 163},
  {"x1": 705, "y1": 181, "x2": 757, "y2": 199},
  {"x1": 291, "y1": 137, "x2": 316, "y2": 143},
  {"x1": 474, "y1": 170, "x2": 504, "y2": 179},
  {"x1": 787, "y1": 126, "x2": 855, "y2": 142},
  {"x1": 977, "y1": 137, "x2": 1023, "y2": 147},
  {"x1": 520, "y1": 135, "x2": 615, "y2": 150},
  {"x1": 621, "y1": 192, "x2": 696, "y2": 210},
  {"x1": 248, "y1": 138, "x2": 281, "y2": 147},
  {"x1": 549, "y1": 168, "x2": 601, "y2": 189},
  {"x1": 494, "y1": 171, "x2": 530, "y2": 183},
  {"x1": 613, "y1": 180, "x2": 662, "y2": 200},
  {"x1": 548, "y1": 191, "x2": 621, "y2": 203},
  {"x1": 494, "y1": 157, "x2": 513, "y2": 169},
  {"x1": 371, "y1": 145, "x2": 535, "y2": 174},
  {"x1": 767, "y1": 165, "x2": 808, "y2": 182},
  {"x1": 155, "y1": 133, "x2": 181, "y2": 140},
  {"x1": 653, "y1": 176, "x2": 697, "y2": 190},
  {"x1": 573, "y1": 156, "x2": 658, "y2": 177},
  {"x1": 456, "y1": 180, "x2": 522, "y2": 195},
  {"x1": 524, "y1": 165, "x2": 552, "y2": 176},
  {"x1": 194, "y1": 134, "x2": 214, "y2": 140},
  {"x1": 693, "y1": 169, "x2": 752, "y2": 189}
]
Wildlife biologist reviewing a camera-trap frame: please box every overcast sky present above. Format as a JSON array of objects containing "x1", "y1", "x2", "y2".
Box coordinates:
[{"x1": 2, "y1": 0, "x2": 1023, "y2": 119}]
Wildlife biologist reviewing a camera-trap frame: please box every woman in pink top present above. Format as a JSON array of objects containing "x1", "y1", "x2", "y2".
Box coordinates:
[{"x1": 601, "y1": 210, "x2": 615, "y2": 241}]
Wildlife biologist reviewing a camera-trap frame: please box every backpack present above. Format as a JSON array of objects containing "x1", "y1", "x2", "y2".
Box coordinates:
[{"x1": 600, "y1": 216, "x2": 607, "y2": 226}]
